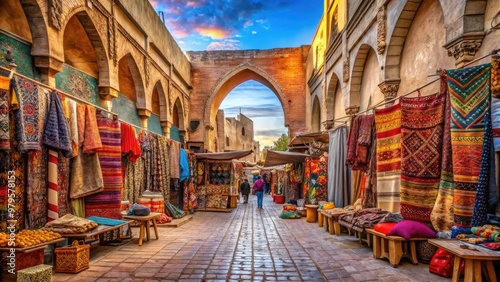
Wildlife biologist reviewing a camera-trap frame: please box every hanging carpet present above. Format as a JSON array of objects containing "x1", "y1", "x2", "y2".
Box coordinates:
[
  {"x1": 374, "y1": 103, "x2": 402, "y2": 212},
  {"x1": 328, "y1": 126, "x2": 349, "y2": 207}
]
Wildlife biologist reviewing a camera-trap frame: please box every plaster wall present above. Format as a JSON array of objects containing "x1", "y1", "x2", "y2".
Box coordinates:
[
  {"x1": 0, "y1": 0, "x2": 31, "y2": 41},
  {"x1": 359, "y1": 49, "x2": 384, "y2": 111},
  {"x1": 475, "y1": 0, "x2": 500, "y2": 64}
]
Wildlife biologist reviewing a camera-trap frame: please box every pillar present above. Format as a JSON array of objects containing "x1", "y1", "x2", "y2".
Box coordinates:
[
  {"x1": 98, "y1": 86, "x2": 119, "y2": 111},
  {"x1": 444, "y1": 33, "x2": 484, "y2": 68},
  {"x1": 138, "y1": 109, "x2": 151, "y2": 129},
  {"x1": 33, "y1": 55, "x2": 63, "y2": 87},
  {"x1": 378, "y1": 79, "x2": 400, "y2": 107},
  {"x1": 161, "y1": 121, "x2": 171, "y2": 138}
]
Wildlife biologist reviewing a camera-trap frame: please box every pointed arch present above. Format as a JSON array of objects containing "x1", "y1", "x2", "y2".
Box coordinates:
[
  {"x1": 325, "y1": 71, "x2": 341, "y2": 120},
  {"x1": 152, "y1": 80, "x2": 168, "y2": 121},
  {"x1": 62, "y1": 10, "x2": 109, "y2": 86},
  {"x1": 312, "y1": 95, "x2": 321, "y2": 132},
  {"x1": 350, "y1": 44, "x2": 378, "y2": 108},
  {"x1": 204, "y1": 63, "x2": 288, "y2": 127},
  {"x1": 19, "y1": 0, "x2": 49, "y2": 56},
  {"x1": 117, "y1": 53, "x2": 145, "y2": 108},
  {"x1": 173, "y1": 97, "x2": 185, "y2": 130}
]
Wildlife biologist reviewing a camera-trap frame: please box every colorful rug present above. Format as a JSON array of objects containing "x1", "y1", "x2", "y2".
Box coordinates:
[
  {"x1": 58, "y1": 153, "x2": 70, "y2": 217},
  {"x1": 42, "y1": 92, "x2": 72, "y2": 158},
  {"x1": 362, "y1": 120, "x2": 378, "y2": 209},
  {"x1": 85, "y1": 110, "x2": 122, "y2": 219},
  {"x1": 447, "y1": 63, "x2": 491, "y2": 227},
  {"x1": 400, "y1": 92, "x2": 445, "y2": 223},
  {"x1": 0, "y1": 76, "x2": 10, "y2": 150},
  {"x1": 169, "y1": 140, "x2": 181, "y2": 178},
  {"x1": 375, "y1": 103, "x2": 402, "y2": 212},
  {"x1": 26, "y1": 150, "x2": 48, "y2": 229},
  {"x1": 0, "y1": 149, "x2": 9, "y2": 231},
  {"x1": 12, "y1": 76, "x2": 42, "y2": 151},
  {"x1": 430, "y1": 76, "x2": 455, "y2": 231},
  {"x1": 303, "y1": 158, "x2": 311, "y2": 203},
  {"x1": 8, "y1": 113, "x2": 26, "y2": 231}
]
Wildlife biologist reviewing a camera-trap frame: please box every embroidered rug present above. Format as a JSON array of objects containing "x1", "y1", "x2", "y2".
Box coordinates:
[
  {"x1": 447, "y1": 63, "x2": 491, "y2": 227},
  {"x1": 26, "y1": 150, "x2": 48, "y2": 229},
  {"x1": 58, "y1": 154, "x2": 70, "y2": 217},
  {"x1": 430, "y1": 76, "x2": 455, "y2": 231},
  {"x1": 85, "y1": 110, "x2": 122, "y2": 219},
  {"x1": 169, "y1": 140, "x2": 181, "y2": 179},
  {"x1": 0, "y1": 76, "x2": 10, "y2": 150},
  {"x1": 8, "y1": 112, "x2": 26, "y2": 230},
  {"x1": 374, "y1": 103, "x2": 402, "y2": 212},
  {"x1": 400, "y1": 92, "x2": 445, "y2": 223},
  {"x1": 42, "y1": 92, "x2": 73, "y2": 158}
]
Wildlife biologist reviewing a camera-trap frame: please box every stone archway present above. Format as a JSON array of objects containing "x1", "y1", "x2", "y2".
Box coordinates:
[
  {"x1": 117, "y1": 53, "x2": 145, "y2": 109},
  {"x1": 325, "y1": 72, "x2": 340, "y2": 123},
  {"x1": 350, "y1": 44, "x2": 378, "y2": 109},
  {"x1": 173, "y1": 97, "x2": 184, "y2": 130},
  {"x1": 187, "y1": 47, "x2": 308, "y2": 152},
  {"x1": 152, "y1": 80, "x2": 168, "y2": 122},
  {"x1": 311, "y1": 95, "x2": 321, "y2": 132}
]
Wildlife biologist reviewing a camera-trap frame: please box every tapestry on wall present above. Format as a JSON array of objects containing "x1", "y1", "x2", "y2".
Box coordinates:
[
  {"x1": 85, "y1": 110, "x2": 122, "y2": 219},
  {"x1": 0, "y1": 76, "x2": 10, "y2": 150},
  {"x1": 303, "y1": 158, "x2": 311, "y2": 203},
  {"x1": 400, "y1": 92, "x2": 445, "y2": 223},
  {"x1": 55, "y1": 64, "x2": 99, "y2": 107},
  {"x1": 26, "y1": 149, "x2": 48, "y2": 229},
  {"x1": 374, "y1": 103, "x2": 401, "y2": 213},
  {"x1": 446, "y1": 64, "x2": 492, "y2": 227}
]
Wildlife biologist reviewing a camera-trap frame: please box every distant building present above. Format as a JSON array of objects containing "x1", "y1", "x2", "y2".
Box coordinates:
[{"x1": 216, "y1": 110, "x2": 260, "y2": 163}]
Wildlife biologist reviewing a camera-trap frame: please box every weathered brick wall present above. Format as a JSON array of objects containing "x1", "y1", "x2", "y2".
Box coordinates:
[{"x1": 187, "y1": 46, "x2": 310, "y2": 152}]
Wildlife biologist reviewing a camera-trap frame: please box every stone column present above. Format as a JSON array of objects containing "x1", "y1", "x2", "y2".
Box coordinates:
[
  {"x1": 33, "y1": 56, "x2": 63, "y2": 87},
  {"x1": 378, "y1": 79, "x2": 400, "y2": 107},
  {"x1": 345, "y1": 106, "x2": 360, "y2": 116},
  {"x1": 138, "y1": 109, "x2": 151, "y2": 129},
  {"x1": 161, "y1": 121, "x2": 171, "y2": 138},
  {"x1": 98, "y1": 86, "x2": 119, "y2": 111},
  {"x1": 445, "y1": 33, "x2": 484, "y2": 68}
]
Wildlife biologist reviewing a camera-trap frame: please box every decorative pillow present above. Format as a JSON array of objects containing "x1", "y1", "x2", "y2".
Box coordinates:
[
  {"x1": 386, "y1": 220, "x2": 436, "y2": 239},
  {"x1": 373, "y1": 222, "x2": 397, "y2": 235},
  {"x1": 379, "y1": 212, "x2": 404, "y2": 223},
  {"x1": 133, "y1": 204, "x2": 151, "y2": 216}
]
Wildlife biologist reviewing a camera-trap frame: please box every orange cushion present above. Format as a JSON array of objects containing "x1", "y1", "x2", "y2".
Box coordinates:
[{"x1": 373, "y1": 222, "x2": 397, "y2": 235}]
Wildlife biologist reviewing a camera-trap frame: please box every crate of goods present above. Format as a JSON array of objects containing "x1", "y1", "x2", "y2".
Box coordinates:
[
  {"x1": 17, "y1": 264, "x2": 52, "y2": 282},
  {"x1": 54, "y1": 240, "x2": 90, "y2": 273}
]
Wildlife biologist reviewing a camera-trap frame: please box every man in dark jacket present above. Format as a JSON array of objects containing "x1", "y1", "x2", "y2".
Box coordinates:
[{"x1": 239, "y1": 179, "x2": 251, "y2": 203}]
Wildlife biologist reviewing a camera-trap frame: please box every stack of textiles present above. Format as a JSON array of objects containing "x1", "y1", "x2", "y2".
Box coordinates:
[{"x1": 338, "y1": 208, "x2": 389, "y2": 232}]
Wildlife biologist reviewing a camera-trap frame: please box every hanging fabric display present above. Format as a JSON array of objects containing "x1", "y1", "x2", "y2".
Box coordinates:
[
  {"x1": 492, "y1": 55, "x2": 500, "y2": 98},
  {"x1": 124, "y1": 156, "x2": 145, "y2": 205},
  {"x1": 287, "y1": 162, "x2": 302, "y2": 202},
  {"x1": 121, "y1": 123, "x2": 141, "y2": 162},
  {"x1": 328, "y1": 126, "x2": 349, "y2": 207},
  {"x1": 180, "y1": 148, "x2": 190, "y2": 183},
  {"x1": 169, "y1": 140, "x2": 181, "y2": 179},
  {"x1": 42, "y1": 92, "x2": 73, "y2": 158},
  {"x1": 493, "y1": 97, "x2": 500, "y2": 151},
  {"x1": 0, "y1": 76, "x2": 10, "y2": 150},
  {"x1": 362, "y1": 120, "x2": 377, "y2": 209},
  {"x1": 26, "y1": 149, "x2": 48, "y2": 229},
  {"x1": 374, "y1": 103, "x2": 402, "y2": 212},
  {"x1": 400, "y1": 91, "x2": 445, "y2": 223},
  {"x1": 157, "y1": 135, "x2": 170, "y2": 204},
  {"x1": 303, "y1": 158, "x2": 311, "y2": 203},
  {"x1": 446, "y1": 64, "x2": 491, "y2": 227},
  {"x1": 58, "y1": 154, "x2": 70, "y2": 217},
  {"x1": 351, "y1": 170, "x2": 363, "y2": 205},
  {"x1": 0, "y1": 77, "x2": 11, "y2": 231},
  {"x1": 85, "y1": 110, "x2": 122, "y2": 219}
]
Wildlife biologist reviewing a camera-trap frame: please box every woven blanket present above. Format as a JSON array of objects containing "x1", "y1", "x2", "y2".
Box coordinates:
[
  {"x1": 430, "y1": 77, "x2": 455, "y2": 231},
  {"x1": 492, "y1": 98, "x2": 500, "y2": 151},
  {"x1": 374, "y1": 103, "x2": 401, "y2": 212},
  {"x1": 26, "y1": 150, "x2": 48, "y2": 229},
  {"x1": 362, "y1": 123, "x2": 378, "y2": 208},
  {"x1": 400, "y1": 92, "x2": 445, "y2": 223},
  {"x1": 124, "y1": 155, "x2": 145, "y2": 204},
  {"x1": 447, "y1": 64, "x2": 491, "y2": 227},
  {"x1": 346, "y1": 116, "x2": 362, "y2": 169},
  {"x1": 169, "y1": 140, "x2": 181, "y2": 178},
  {"x1": 43, "y1": 92, "x2": 73, "y2": 157},
  {"x1": 492, "y1": 55, "x2": 499, "y2": 98},
  {"x1": 0, "y1": 76, "x2": 10, "y2": 150},
  {"x1": 7, "y1": 114, "x2": 26, "y2": 231},
  {"x1": 85, "y1": 110, "x2": 122, "y2": 219},
  {"x1": 86, "y1": 216, "x2": 125, "y2": 226},
  {"x1": 338, "y1": 208, "x2": 388, "y2": 232}
]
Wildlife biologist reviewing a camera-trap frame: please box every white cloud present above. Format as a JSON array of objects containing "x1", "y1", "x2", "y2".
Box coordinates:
[
  {"x1": 252, "y1": 31, "x2": 257, "y2": 34},
  {"x1": 206, "y1": 39, "x2": 240, "y2": 51}
]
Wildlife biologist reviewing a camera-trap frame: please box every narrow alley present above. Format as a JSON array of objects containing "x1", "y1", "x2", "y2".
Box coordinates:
[{"x1": 52, "y1": 195, "x2": 447, "y2": 282}]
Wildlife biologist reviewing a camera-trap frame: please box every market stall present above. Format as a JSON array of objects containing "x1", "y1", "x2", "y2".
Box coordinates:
[{"x1": 194, "y1": 150, "x2": 252, "y2": 212}]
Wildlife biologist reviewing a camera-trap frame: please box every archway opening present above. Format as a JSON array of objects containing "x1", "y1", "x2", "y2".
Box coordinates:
[
  {"x1": 358, "y1": 47, "x2": 383, "y2": 111},
  {"x1": 118, "y1": 55, "x2": 138, "y2": 103},
  {"x1": 219, "y1": 80, "x2": 286, "y2": 157},
  {"x1": 63, "y1": 15, "x2": 98, "y2": 77},
  {"x1": 0, "y1": 0, "x2": 31, "y2": 41},
  {"x1": 152, "y1": 85, "x2": 160, "y2": 116},
  {"x1": 311, "y1": 95, "x2": 321, "y2": 132}
]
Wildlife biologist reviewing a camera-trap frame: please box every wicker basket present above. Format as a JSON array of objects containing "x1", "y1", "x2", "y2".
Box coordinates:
[{"x1": 54, "y1": 240, "x2": 90, "y2": 273}]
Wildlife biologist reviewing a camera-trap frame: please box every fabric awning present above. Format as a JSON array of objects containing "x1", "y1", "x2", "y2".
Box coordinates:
[
  {"x1": 263, "y1": 150, "x2": 309, "y2": 167},
  {"x1": 289, "y1": 132, "x2": 329, "y2": 146},
  {"x1": 195, "y1": 150, "x2": 253, "y2": 160}
]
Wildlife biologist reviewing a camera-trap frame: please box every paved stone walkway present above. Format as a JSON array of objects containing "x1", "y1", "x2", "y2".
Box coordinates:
[{"x1": 52, "y1": 195, "x2": 449, "y2": 282}]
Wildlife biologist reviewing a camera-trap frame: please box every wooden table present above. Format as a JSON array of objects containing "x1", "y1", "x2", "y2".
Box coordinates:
[
  {"x1": 321, "y1": 210, "x2": 348, "y2": 235},
  {"x1": 62, "y1": 221, "x2": 131, "y2": 244},
  {"x1": 122, "y1": 212, "x2": 161, "y2": 246},
  {"x1": 428, "y1": 239, "x2": 500, "y2": 282},
  {"x1": 0, "y1": 238, "x2": 65, "y2": 253}
]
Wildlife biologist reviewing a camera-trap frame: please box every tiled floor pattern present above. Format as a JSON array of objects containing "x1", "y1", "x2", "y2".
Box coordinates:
[{"x1": 51, "y1": 195, "x2": 450, "y2": 282}]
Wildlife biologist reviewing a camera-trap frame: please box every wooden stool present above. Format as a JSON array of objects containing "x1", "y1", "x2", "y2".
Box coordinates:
[
  {"x1": 122, "y1": 212, "x2": 161, "y2": 246},
  {"x1": 366, "y1": 229, "x2": 425, "y2": 267},
  {"x1": 317, "y1": 210, "x2": 323, "y2": 227},
  {"x1": 17, "y1": 264, "x2": 52, "y2": 282}
]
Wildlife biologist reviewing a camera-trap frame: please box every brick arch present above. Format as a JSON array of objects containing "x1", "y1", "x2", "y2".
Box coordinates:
[
  {"x1": 325, "y1": 72, "x2": 340, "y2": 121},
  {"x1": 350, "y1": 44, "x2": 378, "y2": 108},
  {"x1": 173, "y1": 97, "x2": 185, "y2": 130},
  {"x1": 17, "y1": 0, "x2": 48, "y2": 56},
  {"x1": 203, "y1": 63, "x2": 288, "y2": 127},
  {"x1": 61, "y1": 9, "x2": 110, "y2": 87},
  {"x1": 152, "y1": 80, "x2": 168, "y2": 122},
  {"x1": 118, "y1": 53, "x2": 146, "y2": 109},
  {"x1": 311, "y1": 95, "x2": 321, "y2": 132}
]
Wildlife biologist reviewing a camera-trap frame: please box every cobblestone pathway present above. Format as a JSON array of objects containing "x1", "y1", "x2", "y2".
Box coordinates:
[{"x1": 52, "y1": 195, "x2": 448, "y2": 282}]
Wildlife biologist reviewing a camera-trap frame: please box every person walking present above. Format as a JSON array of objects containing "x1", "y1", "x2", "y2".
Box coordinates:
[
  {"x1": 253, "y1": 176, "x2": 265, "y2": 209},
  {"x1": 240, "y1": 179, "x2": 250, "y2": 203}
]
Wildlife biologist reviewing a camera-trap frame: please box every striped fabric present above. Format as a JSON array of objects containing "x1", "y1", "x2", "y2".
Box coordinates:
[
  {"x1": 446, "y1": 63, "x2": 491, "y2": 227},
  {"x1": 374, "y1": 103, "x2": 401, "y2": 212},
  {"x1": 84, "y1": 110, "x2": 122, "y2": 219},
  {"x1": 48, "y1": 149, "x2": 59, "y2": 221}
]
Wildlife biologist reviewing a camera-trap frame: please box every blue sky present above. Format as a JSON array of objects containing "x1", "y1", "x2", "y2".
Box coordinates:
[{"x1": 149, "y1": 0, "x2": 323, "y2": 147}]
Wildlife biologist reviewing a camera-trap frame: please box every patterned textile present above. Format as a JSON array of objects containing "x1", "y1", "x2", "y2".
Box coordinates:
[
  {"x1": 289, "y1": 162, "x2": 303, "y2": 184},
  {"x1": 493, "y1": 98, "x2": 500, "y2": 151},
  {"x1": 338, "y1": 208, "x2": 388, "y2": 232},
  {"x1": 182, "y1": 181, "x2": 189, "y2": 213},
  {"x1": 77, "y1": 104, "x2": 102, "y2": 153},
  {"x1": 303, "y1": 158, "x2": 310, "y2": 203},
  {"x1": 8, "y1": 113, "x2": 26, "y2": 231},
  {"x1": 328, "y1": 126, "x2": 349, "y2": 207},
  {"x1": 492, "y1": 55, "x2": 500, "y2": 98},
  {"x1": 374, "y1": 103, "x2": 402, "y2": 212},
  {"x1": 42, "y1": 92, "x2": 73, "y2": 158},
  {"x1": 346, "y1": 116, "x2": 362, "y2": 169},
  {"x1": 187, "y1": 152, "x2": 197, "y2": 210},
  {"x1": 169, "y1": 140, "x2": 181, "y2": 178},
  {"x1": 431, "y1": 76, "x2": 455, "y2": 231},
  {"x1": 85, "y1": 110, "x2": 122, "y2": 219},
  {"x1": 471, "y1": 107, "x2": 493, "y2": 227},
  {"x1": 416, "y1": 241, "x2": 437, "y2": 264},
  {"x1": 12, "y1": 76, "x2": 46, "y2": 151},
  {"x1": 206, "y1": 194, "x2": 228, "y2": 208},
  {"x1": 346, "y1": 115, "x2": 373, "y2": 171},
  {"x1": 26, "y1": 150, "x2": 48, "y2": 229},
  {"x1": 0, "y1": 150, "x2": 9, "y2": 231},
  {"x1": 66, "y1": 99, "x2": 78, "y2": 156},
  {"x1": 400, "y1": 92, "x2": 445, "y2": 223},
  {"x1": 447, "y1": 64, "x2": 490, "y2": 227},
  {"x1": 158, "y1": 135, "x2": 170, "y2": 203},
  {"x1": 362, "y1": 121, "x2": 377, "y2": 208},
  {"x1": 123, "y1": 156, "x2": 145, "y2": 204},
  {"x1": 121, "y1": 123, "x2": 141, "y2": 162},
  {"x1": 58, "y1": 154, "x2": 70, "y2": 217},
  {"x1": 0, "y1": 76, "x2": 10, "y2": 150}
]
